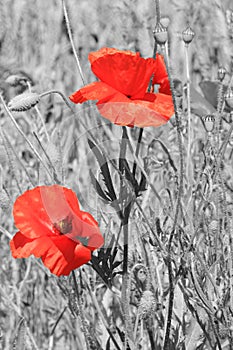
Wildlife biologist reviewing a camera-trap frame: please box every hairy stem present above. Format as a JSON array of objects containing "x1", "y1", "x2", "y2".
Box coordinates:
[
  {"x1": 154, "y1": 0, "x2": 161, "y2": 23},
  {"x1": 185, "y1": 44, "x2": 192, "y2": 182},
  {"x1": 161, "y1": 45, "x2": 184, "y2": 350},
  {"x1": 121, "y1": 206, "x2": 133, "y2": 349}
]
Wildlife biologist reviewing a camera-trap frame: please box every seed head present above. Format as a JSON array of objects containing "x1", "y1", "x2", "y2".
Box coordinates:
[
  {"x1": 8, "y1": 92, "x2": 40, "y2": 112},
  {"x1": 138, "y1": 291, "x2": 156, "y2": 319},
  {"x1": 202, "y1": 114, "x2": 215, "y2": 132},
  {"x1": 153, "y1": 22, "x2": 168, "y2": 45},
  {"x1": 217, "y1": 66, "x2": 226, "y2": 82},
  {"x1": 182, "y1": 26, "x2": 195, "y2": 45},
  {"x1": 225, "y1": 90, "x2": 233, "y2": 109}
]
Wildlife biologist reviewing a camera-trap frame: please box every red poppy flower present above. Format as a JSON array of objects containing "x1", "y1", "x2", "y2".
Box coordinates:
[
  {"x1": 69, "y1": 47, "x2": 174, "y2": 127},
  {"x1": 10, "y1": 185, "x2": 104, "y2": 276}
]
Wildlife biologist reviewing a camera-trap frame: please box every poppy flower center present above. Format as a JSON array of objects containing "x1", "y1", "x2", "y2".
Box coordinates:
[
  {"x1": 54, "y1": 215, "x2": 73, "y2": 235},
  {"x1": 76, "y1": 236, "x2": 89, "y2": 246}
]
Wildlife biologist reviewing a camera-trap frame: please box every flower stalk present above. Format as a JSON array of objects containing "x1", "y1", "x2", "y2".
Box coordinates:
[
  {"x1": 160, "y1": 45, "x2": 184, "y2": 350},
  {"x1": 61, "y1": 0, "x2": 86, "y2": 85}
]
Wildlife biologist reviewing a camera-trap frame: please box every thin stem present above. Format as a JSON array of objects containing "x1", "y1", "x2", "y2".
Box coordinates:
[
  {"x1": 161, "y1": 45, "x2": 184, "y2": 350},
  {"x1": 121, "y1": 206, "x2": 133, "y2": 349},
  {"x1": 154, "y1": 0, "x2": 161, "y2": 23},
  {"x1": 71, "y1": 271, "x2": 91, "y2": 350},
  {"x1": 216, "y1": 82, "x2": 224, "y2": 151},
  {"x1": 27, "y1": 81, "x2": 50, "y2": 142},
  {"x1": 185, "y1": 44, "x2": 192, "y2": 182},
  {"x1": 1, "y1": 129, "x2": 36, "y2": 187},
  {"x1": 83, "y1": 275, "x2": 122, "y2": 350},
  {"x1": 35, "y1": 106, "x2": 50, "y2": 142},
  {"x1": 132, "y1": 40, "x2": 157, "y2": 178},
  {"x1": 0, "y1": 94, "x2": 54, "y2": 182},
  {"x1": 132, "y1": 128, "x2": 143, "y2": 177},
  {"x1": 32, "y1": 132, "x2": 60, "y2": 184},
  {"x1": 40, "y1": 90, "x2": 75, "y2": 112},
  {"x1": 61, "y1": 0, "x2": 86, "y2": 85},
  {"x1": 50, "y1": 306, "x2": 67, "y2": 336}
]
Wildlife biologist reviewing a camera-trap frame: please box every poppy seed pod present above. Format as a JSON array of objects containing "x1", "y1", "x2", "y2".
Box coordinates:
[
  {"x1": 153, "y1": 22, "x2": 168, "y2": 45},
  {"x1": 182, "y1": 26, "x2": 195, "y2": 45},
  {"x1": 225, "y1": 90, "x2": 233, "y2": 109},
  {"x1": 217, "y1": 66, "x2": 226, "y2": 82},
  {"x1": 202, "y1": 114, "x2": 215, "y2": 132}
]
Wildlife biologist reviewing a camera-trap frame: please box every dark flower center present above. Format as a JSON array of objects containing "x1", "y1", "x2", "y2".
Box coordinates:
[
  {"x1": 54, "y1": 215, "x2": 73, "y2": 235},
  {"x1": 77, "y1": 236, "x2": 89, "y2": 246}
]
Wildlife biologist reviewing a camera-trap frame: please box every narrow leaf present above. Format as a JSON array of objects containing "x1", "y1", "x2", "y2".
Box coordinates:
[
  {"x1": 88, "y1": 139, "x2": 117, "y2": 201},
  {"x1": 89, "y1": 170, "x2": 111, "y2": 202}
]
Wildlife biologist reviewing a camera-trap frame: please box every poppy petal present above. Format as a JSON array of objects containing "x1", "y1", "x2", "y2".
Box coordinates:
[
  {"x1": 10, "y1": 232, "x2": 50, "y2": 258},
  {"x1": 13, "y1": 185, "x2": 81, "y2": 239},
  {"x1": 152, "y1": 54, "x2": 169, "y2": 85},
  {"x1": 89, "y1": 47, "x2": 137, "y2": 64},
  {"x1": 80, "y1": 211, "x2": 104, "y2": 250},
  {"x1": 41, "y1": 235, "x2": 91, "y2": 276},
  {"x1": 158, "y1": 77, "x2": 172, "y2": 95},
  {"x1": 69, "y1": 82, "x2": 119, "y2": 104},
  {"x1": 89, "y1": 48, "x2": 157, "y2": 99},
  {"x1": 10, "y1": 231, "x2": 91, "y2": 276},
  {"x1": 97, "y1": 93, "x2": 174, "y2": 127}
]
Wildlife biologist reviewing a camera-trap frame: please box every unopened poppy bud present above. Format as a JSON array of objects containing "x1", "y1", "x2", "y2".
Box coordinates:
[
  {"x1": 217, "y1": 67, "x2": 226, "y2": 82},
  {"x1": 139, "y1": 291, "x2": 156, "y2": 319},
  {"x1": 153, "y1": 22, "x2": 168, "y2": 45},
  {"x1": 202, "y1": 114, "x2": 215, "y2": 132},
  {"x1": 5, "y1": 75, "x2": 28, "y2": 87},
  {"x1": 182, "y1": 26, "x2": 195, "y2": 45},
  {"x1": 225, "y1": 90, "x2": 233, "y2": 109},
  {"x1": 8, "y1": 92, "x2": 40, "y2": 112}
]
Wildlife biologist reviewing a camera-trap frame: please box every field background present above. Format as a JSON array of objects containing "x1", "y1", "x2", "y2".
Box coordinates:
[{"x1": 0, "y1": 0, "x2": 233, "y2": 349}]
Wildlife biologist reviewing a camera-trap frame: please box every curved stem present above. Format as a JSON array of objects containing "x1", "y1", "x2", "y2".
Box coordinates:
[
  {"x1": 0, "y1": 94, "x2": 54, "y2": 182},
  {"x1": 40, "y1": 90, "x2": 75, "y2": 112}
]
